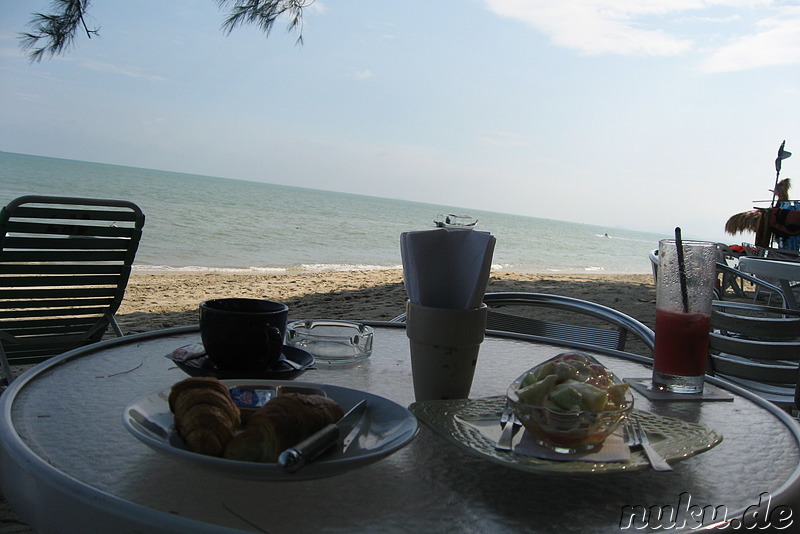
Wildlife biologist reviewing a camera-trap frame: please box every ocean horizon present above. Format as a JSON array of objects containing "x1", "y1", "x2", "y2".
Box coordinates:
[{"x1": 1, "y1": 151, "x2": 670, "y2": 274}]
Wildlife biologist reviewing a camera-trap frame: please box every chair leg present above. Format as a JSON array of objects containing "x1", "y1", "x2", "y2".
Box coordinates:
[
  {"x1": 108, "y1": 314, "x2": 124, "y2": 337},
  {"x1": 616, "y1": 328, "x2": 628, "y2": 351},
  {"x1": 0, "y1": 345, "x2": 14, "y2": 385}
]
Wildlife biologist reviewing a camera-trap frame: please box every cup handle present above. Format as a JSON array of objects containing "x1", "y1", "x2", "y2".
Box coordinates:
[{"x1": 267, "y1": 326, "x2": 283, "y2": 360}]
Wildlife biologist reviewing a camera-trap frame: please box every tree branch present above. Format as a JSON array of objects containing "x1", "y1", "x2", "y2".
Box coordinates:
[
  {"x1": 19, "y1": 0, "x2": 99, "y2": 62},
  {"x1": 19, "y1": 0, "x2": 313, "y2": 62},
  {"x1": 216, "y1": 0, "x2": 313, "y2": 45}
]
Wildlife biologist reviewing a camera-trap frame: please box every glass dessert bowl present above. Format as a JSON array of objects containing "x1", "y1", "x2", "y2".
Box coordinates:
[{"x1": 506, "y1": 352, "x2": 633, "y2": 454}]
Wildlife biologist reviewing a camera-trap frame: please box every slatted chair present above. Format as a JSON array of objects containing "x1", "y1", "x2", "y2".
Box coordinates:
[
  {"x1": 707, "y1": 301, "x2": 800, "y2": 412},
  {"x1": 391, "y1": 292, "x2": 655, "y2": 355},
  {"x1": 0, "y1": 195, "x2": 145, "y2": 384},
  {"x1": 649, "y1": 248, "x2": 790, "y2": 307},
  {"x1": 741, "y1": 244, "x2": 800, "y2": 300}
]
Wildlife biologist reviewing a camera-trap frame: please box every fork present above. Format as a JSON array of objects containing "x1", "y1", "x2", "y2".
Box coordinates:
[
  {"x1": 495, "y1": 402, "x2": 521, "y2": 451},
  {"x1": 624, "y1": 417, "x2": 672, "y2": 471},
  {"x1": 500, "y1": 401, "x2": 512, "y2": 426}
]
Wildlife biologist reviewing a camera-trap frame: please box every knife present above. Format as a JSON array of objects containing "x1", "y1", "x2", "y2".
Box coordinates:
[{"x1": 277, "y1": 399, "x2": 368, "y2": 473}]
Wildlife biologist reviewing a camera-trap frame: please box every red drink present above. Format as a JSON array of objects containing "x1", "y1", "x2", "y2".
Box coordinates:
[{"x1": 653, "y1": 309, "x2": 710, "y2": 377}]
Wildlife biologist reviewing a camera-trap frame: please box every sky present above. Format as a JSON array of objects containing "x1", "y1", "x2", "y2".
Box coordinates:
[{"x1": 1, "y1": 0, "x2": 799, "y2": 242}]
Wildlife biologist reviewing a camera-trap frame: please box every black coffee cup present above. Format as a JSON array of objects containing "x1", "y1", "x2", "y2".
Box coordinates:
[{"x1": 199, "y1": 298, "x2": 289, "y2": 371}]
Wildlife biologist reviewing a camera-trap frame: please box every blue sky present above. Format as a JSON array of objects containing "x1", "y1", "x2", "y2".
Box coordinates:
[{"x1": 1, "y1": 1, "x2": 798, "y2": 242}]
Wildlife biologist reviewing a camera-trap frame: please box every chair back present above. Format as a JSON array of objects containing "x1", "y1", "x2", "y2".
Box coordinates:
[
  {"x1": 651, "y1": 244, "x2": 790, "y2": 306},
  {"x1": 392, "y1": 292, "x2": 655, "y2": 355},
  {"x1": 483, "y1": 293, "x2": 654, "y2": 354},
  {"x1": 708, "y1": 301, "x2": 800, "y2": 409},
  {"x1": 0, "y1": 195, "x2": 145, "y2": 368}
]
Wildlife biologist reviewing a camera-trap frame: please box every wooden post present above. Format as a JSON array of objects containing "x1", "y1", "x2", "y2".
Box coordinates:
[{"x1": 755, "y1": 208, "x2": 773, "y2": 249}]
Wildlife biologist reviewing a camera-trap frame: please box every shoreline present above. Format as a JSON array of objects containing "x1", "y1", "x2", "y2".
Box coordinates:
[{"x1": 132, "y1": 265, "x2": 653, "y2": 276}]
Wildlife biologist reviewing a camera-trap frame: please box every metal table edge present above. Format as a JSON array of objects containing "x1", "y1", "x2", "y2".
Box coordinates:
[{"x1": 0, "y1": 326, "x2": 250, "y2": 533}]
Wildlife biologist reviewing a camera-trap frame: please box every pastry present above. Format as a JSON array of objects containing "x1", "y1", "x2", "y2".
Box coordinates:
[
  {"x1": 223, "y1": 393, "x2": 343, "y2": 462},
  {"x1": 168, "y1": 376, "x2": 230, "y2": 411},
  {"x1": 169, "y1": 377, "x2": 241, "y2": 456}
]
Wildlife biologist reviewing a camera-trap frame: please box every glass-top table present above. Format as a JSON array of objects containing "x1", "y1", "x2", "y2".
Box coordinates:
[{"x1": 1, "y1": 323, "x2": 799, "y2": 533}]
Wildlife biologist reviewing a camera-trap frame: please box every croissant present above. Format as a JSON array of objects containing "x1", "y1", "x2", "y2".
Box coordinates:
[
  {"x1": 169, "y1": 377, "x2": 241, "y2": 457},
  {"x1": 223, "y1": 393, "x2": 344, "y2": 463}
]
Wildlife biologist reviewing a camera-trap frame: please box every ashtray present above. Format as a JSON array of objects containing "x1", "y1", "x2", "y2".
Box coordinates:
[{"x1": 285, "y1": 320, "x2": 373, "y2": 364}]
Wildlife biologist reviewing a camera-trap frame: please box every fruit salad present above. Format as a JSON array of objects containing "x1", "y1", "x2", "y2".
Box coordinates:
[{"x1": 514, "y1": 352, "x2": 630, "y2": 412}]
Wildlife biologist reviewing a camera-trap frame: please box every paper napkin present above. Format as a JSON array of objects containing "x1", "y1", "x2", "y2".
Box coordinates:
[
  {"x1": 400, "y1": 228, "x2": 496, "y2": 309},
  {"x1": 512, "y1": 430, "x2": 631, "y2": 463}
]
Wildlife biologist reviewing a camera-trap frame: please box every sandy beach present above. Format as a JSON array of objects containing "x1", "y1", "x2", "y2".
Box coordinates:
[
  {"x1": 0, "y1": 269, "x2": 656, "y2": 531},
  {"x1": 114, "y1": 269, "x2": 656, "y2": 334}
]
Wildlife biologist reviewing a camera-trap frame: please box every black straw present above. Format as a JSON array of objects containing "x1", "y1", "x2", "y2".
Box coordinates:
[{"x1": 675, "y1": 227, "x2": 689, "y2": 313}]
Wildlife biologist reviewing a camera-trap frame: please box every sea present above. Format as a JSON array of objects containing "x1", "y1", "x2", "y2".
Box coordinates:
[{"x1": 0, "y1": 151, "x2": 666, "y2": 274}]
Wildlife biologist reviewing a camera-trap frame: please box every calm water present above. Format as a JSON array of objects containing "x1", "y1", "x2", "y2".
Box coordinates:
[{"x1": 0, "y1": 151, "x2": 665, "y2": 273}]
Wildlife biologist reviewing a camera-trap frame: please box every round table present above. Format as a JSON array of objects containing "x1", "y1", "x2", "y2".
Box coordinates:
[{"x1": 2, "y1": 323, "x2": 799, "y2": 533}]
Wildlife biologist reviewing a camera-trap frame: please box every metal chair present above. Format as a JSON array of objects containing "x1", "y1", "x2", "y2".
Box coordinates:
[
  {"x1": 741, "y1": 243, "x2": 800, "y2": 300},
  {"x1": 0, "y1": 195, "x2": 145, "y2": 384},
  {"x1": 649, "y1": 248, "x2": 790, "y2": 307},
  {"x1": 716, "y1": 263, "x2": 791, "y2": 307},
  {"x1": 391, "y1": 292, "x2": 655, "y2": 355},
  {"x1": 707, "y1": 301, "x2": 800, "y2": 412}
]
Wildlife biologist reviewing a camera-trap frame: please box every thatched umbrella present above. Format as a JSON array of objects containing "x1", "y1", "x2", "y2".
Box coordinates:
[
  {"x1": 725, "y1": 209, "x2": 765, "y2": 235},
  {"x1": 725, "y1": 177, "x2": 791, "y2": 249},
  {"x1": 725, "y1": 140, "x2": 792, "y2": 245},
  {"x1": 725, "y1": 178, "x2": 792, "y2": 235}
]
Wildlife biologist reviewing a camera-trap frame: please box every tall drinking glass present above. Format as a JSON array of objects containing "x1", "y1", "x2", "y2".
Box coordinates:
[{"x1": 652, "y1": 239, "x2": 717, "y2": 394}]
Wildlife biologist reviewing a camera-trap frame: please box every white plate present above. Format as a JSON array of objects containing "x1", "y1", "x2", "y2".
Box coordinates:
[{"x1": 123, "y1": 380, "x2": 419, "y2": 481}]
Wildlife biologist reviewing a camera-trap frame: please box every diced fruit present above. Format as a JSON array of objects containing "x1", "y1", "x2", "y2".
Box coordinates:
[
  {"x1": 554, "y1": 362, "x2": 580, "y2": 382},
  {"x1": 529, "y1": 361, "x2": 556, "y2": 383},
  {"x1": 513, "y1": 352, "x2": 627, "y2": 413},
  {"x1": 606, "y1": 383, "x2": 630, "y2": 408},
  {"x1": 517, "y1": 374, "x2": 558, "y2": 405},
  {"x1": 572, "y1": 382, "x2": 609, "y2": 412},
  {"x1": 559, "y1": 352, "x2": 590, "y2": 364},
  {"x1": 548, "y1": 382, "x2": 608, "y2": 412},
  {"x1": 548, "y1": 383, "x2": 585, "y2": 411}
]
